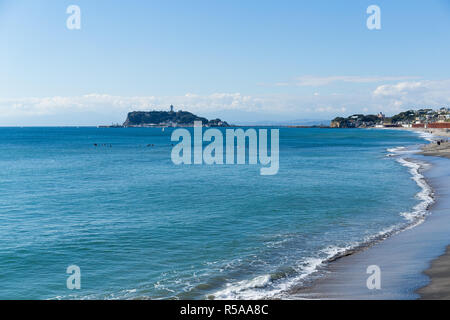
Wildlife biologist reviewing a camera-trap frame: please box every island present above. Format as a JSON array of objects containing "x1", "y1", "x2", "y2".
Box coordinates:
[{"x1": 101, "y1": 105, "x2": 230, "y2": 128}]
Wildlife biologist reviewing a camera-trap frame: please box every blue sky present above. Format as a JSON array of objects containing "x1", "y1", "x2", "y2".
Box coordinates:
[{"x1": 1, "y1": 0, "x2": 450, "y2": 125}]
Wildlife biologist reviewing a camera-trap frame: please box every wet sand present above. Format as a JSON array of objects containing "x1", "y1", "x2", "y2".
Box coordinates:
[{"x1": 417, "y1": 245, "x2": 450, "y2": 299}]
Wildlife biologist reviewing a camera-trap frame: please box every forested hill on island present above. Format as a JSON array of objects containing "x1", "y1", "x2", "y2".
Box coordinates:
[{"x1": 119, "y1": 106, "x2": 230, "y2": 127}]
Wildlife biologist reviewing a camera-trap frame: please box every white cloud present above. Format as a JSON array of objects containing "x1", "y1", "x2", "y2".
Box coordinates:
[
  {"x1": 372, "y1": 80, "x2": 450, "y2": 109},
  {"x1": 373, "y1": 81, "x2": 426, "y2": 97},
  {"x1": 0, "y1": 91, "x2": 360, "y2": 125},
  {"x1": 0, "y1": 93, "x2": 261, "y2": 117},
  {"x1": 0, "y1": 93, "x2": 282, "y2": 125}
]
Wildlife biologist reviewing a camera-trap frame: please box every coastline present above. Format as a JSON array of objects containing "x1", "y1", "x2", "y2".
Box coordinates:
[
  {"x1": 395, "y1": 127, "x2": 450, "y2": 138},
  {"x1": 414, "y1": 129, "x2": 450, "y2": 299},
  {"x1": 287, "y1": 127, "x2": 450, "y2": 299}
]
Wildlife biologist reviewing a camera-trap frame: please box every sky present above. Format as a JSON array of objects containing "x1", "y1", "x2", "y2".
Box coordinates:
[{"x1": 0, "y1": 0, "x2": 450, "y2": 125}]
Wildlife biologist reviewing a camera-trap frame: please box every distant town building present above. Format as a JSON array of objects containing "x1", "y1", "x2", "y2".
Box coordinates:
[{"x1": 332, "y1": 107, "x2": 450, "y2": 129}]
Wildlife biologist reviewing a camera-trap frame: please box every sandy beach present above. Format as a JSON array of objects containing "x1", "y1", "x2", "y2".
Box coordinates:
[
  {"x1": 418, "y1": 245, "x2": 450, "y2": 299},
  {"x1": 390, "y1": 127, "x2": 450, "y2": 299},
  {"x1": 385, "y1": 127, "x2": 450, "y2": 299},
  {"x1": 414, "y1": 128, "x2": 450, "y2": 299}
]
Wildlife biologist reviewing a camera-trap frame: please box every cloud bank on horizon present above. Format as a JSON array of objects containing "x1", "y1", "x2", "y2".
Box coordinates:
[{"x1": 1, "y1": 77, "x2": 449, "y2": 126}]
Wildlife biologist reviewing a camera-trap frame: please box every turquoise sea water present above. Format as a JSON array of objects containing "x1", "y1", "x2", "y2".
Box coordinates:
[{"x1": 0, "y1": 127, "x2": 427, "y2": 299}]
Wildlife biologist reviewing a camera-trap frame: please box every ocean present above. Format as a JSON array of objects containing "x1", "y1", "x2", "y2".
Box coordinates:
[{"x1": 0, "y1": 127, "x2": 430, "y2": 299}]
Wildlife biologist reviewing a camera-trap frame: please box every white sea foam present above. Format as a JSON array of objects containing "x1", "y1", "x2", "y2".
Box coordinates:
[
  {"x1": 386, "y1": 146, "x2": 420, "y2": 155},
  {"x1": 210, "y1": 255, "x2": 329, "y2": 300},
  {"x1": 211, "y1": 275, "x2": 272, "y2": 300},
  {"x1": 210, "y1": 242, "x2": 370, "y2": 300},
  {"x1": 389, "y1": 131, "x2": 435, "y2": 227},
  {"x1": 386, "y1": 139, "x2": 434, "y2": 228},
  {"x1": 387, "y1": 146, "x2": 407, "y2": 153},
  {"x1": 396, "y1": 158, "x2": 434, "y2": 223},
  {"x1": 417, "y1": 131, "x2": 435, "y2": 142}
]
